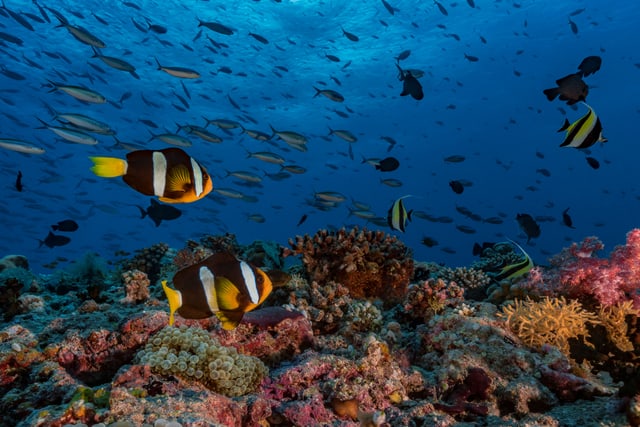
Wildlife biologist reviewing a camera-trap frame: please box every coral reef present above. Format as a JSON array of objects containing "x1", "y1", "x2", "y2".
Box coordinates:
[
  {"x1": 137, "y1": 326, "x2": 268, "y2": 397},
  {"x1": 403, "y1": 278, "x2": 465, "y2": 323},
  {"x1": 120, "y1": 269, "x2": 151, "y2": 304},
  {"x1": 520, "y1": 230, "x2": 640, "y2": 309},
  {"x1": 0, "y1": 254, "x2": 29, "y2": 272},
  {"x1": 120, "y1": 243, "x2": 170, "y2": 285},
  {"x1": 284, "y1": 226, "x2": 414, "y2": 304},
  {"x1": 499, "y1": 296, "x2": 599, "y2": 357}
]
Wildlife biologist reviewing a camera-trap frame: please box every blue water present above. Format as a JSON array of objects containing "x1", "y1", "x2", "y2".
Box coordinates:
[{"x1": 1, "y1": 0, "x2": 638, "y2": 273}]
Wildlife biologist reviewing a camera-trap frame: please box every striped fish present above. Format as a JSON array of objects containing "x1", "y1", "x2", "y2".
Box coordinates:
[
  {"x1": 387, "y1": 195, "x2": 413, "y2": 232},
  {"x1": 558, "y1": 103, "x2": 607, "y2": 149},
  {"x1": 492, "y1": 240, "x2": 533, "y2": 282}
]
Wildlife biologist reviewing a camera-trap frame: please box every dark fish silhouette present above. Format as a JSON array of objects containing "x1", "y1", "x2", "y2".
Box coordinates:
[
  {"x1": 137, "y1": 199, "x2": 182, "y2": 227},
  {"x1": 577, "y1": 56, "x2": 602, "y2": 77},
  {"x1": 39, "y1": 231, "x2": 71, "y2": 248},
  {"x1": 562, "y1": 208, "x2": 575, "y2": 229},
  {"x1": 15, "y1": 171, "x2": 23, "y2": 192},
  {"x1": 375, "y1": 157, "x2": 400, "y2": 172},
  {"x1": 297, "y1": 214, "x2": 308, "y2": 227},
  {"x1": 543, "y1": 73, "x2": 588, "y2": 105},
  {"x1": 449, "y1": 180, "x2": 464, "y2": 194},
  {"x1": 516, "y1": 213, "x2": 541, "y2": 243},
  {"x1": 585, "y1": 156, "x2": 600, "y2": 169},
  {"x1": 52, "y1": 220, "x2": 78, "y2": 232},
  {"x1": 397, "y1": 63, "x2": 423, "y2": 100}
]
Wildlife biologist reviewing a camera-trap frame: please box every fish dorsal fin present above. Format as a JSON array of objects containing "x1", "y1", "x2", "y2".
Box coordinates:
[
  {"x1": 215, "y1": 276, "x2": 241, "y2": 311},
  {"x1": 557, "y1": 118, "x2": 571, "y2": 132},
  {"x1": 166, "y1": 163, "x2": 191, "y2": 193},
  {"x1": 215, "y1": 311, "x2": 245, "y2": 330}
]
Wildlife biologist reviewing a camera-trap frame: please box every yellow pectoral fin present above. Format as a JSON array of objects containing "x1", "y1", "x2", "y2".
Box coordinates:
[
  {"x1": 214, "y1": 277, "x2": 241, "y2": 311},
  {"x1": 89, "y1": 156, "x2": 127, "y2": 178},
  {"x1": 215, "y1": 311, "x2": 245, "y2": 330},
  {"x1": 166, "y1": 164, "x2": 191, "y2": 193},
  {"x1": 161, "y1": 280, "x2": 183, "y2": 326}
]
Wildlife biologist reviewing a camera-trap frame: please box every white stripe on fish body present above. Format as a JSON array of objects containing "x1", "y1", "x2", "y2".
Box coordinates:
[
  {"x1": 0, "y1": 139, "x2": 45, "y2": 154},
  {"x1": 64, "y1": 24, "x2": 106, "y2": 48},
  {"x1": 199, "y1": 266, "x2": 219, "y2": 312},
  {"x1": 239, "y1": 261, "x2": 260, "y2": 304},
  {"x1": 154, "y1": 133, "x2": 192, "y2": 147},
  {"x1": 52, "y1": 83, "x2": 106, "y2": 103},
  {"x1": 55, "y1": 113, "x2": 113, "y2": 134},
  {"x1": 152, "y1": 151, "x2": 167, "y2": 197},
  {"x1": 191, "y1": 157, "x2": 204, "y2": 197},
  {"x1": 48, "y1": 126, "x2": 99, "y2": 145}
]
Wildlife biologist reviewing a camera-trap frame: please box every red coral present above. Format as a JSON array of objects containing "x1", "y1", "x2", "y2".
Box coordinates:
[{"x1": 519, "y1": 230, "x2": 640, "y2": 309}]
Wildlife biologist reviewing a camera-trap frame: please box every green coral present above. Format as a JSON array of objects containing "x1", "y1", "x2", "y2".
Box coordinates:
[{"x1": 137, "y1": 326, "x2": 268, "y2": 397}]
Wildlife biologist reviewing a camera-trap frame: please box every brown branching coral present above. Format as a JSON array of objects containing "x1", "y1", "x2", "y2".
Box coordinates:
[
  {"x1": 597, "y1": 301, "x2": 639, "y2": 353},
  {"x1": 120, "y1": 243, "x2": 169, "y2": 284},
  {"x1": 283, "y1": 227, "x2": 413, "y2": 304},
  {"x1": 499, "y1": 297, "x2": 599, "y2": 357}
]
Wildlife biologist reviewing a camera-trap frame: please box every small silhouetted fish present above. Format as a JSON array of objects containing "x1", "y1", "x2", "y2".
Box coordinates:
[
  {"x1": 536, "y1": 168, "x2": 551, "y2": 177},
  {"x1": 249, "y1": 32, "x2": 269, "y2": 44},
  {"x1": 577, "y1": 55, "x2": 602, "y2": 77},
  {"x1": 297, "y1": 214, "x2": 308, "y2": 226},
  {"x1": 516, "y1": 213, "x2": 541, "y2": 243},
  {"x1": 421, "y1": 236, "x2": 438, "y2": 247},
  {"x1": 397, "y1": 64, "x2": 423, "y2": 100},
  {"x1": 52, "y1": 220, "x2": 78, "y2": 232},
  {"x1": 568, "y1": 17, "x2": 578, "y2": 34},
  {"x1": 435, "y1": 0, "x2": 448, "y2": 15},
  {"x1": 137, "y1": 199, "x2": 182, "y2": 227},
  {"x1": 456, "y1": 224, "x2": 476, "y2": 234},
  {"x1": 444, "y1": 155, "x2": 465, "y2": 163},
  {"x1": 464, "y1": 53, "x2": 479, "y2": 62},
  {"x1": 15, "y1": 171, "x2": 23, "y2": 192},
  {"x1": 39, "y1": 231, "x2": 71, "y2": 248},
  {"x1": 381, "y1": 0, "x2": 395, "y2": 15},
  {"x1": 562, "y1": 208, "x2": 575, "y2": 229},
  {"x1": 325, "y1": 54, "x2": 340, "y2": 62},
  {"x1": 395, "y1": 49, "x2": 411, "y2": 61},
  {"x1": 449, "y1": 180, "x2": 464, "y2": 194},
  {"x1": 585, "y1": 156, "x2": 600, "y2": 169},
  {"x1": 375, "y1": 157, "x2": 400, "y2": 172},
  {"x1": 543, "y1": 73, "x2": 588, "y2": 105},
  {"x1": 341, "y1": 26, "x2": 359, "y2": 42}
]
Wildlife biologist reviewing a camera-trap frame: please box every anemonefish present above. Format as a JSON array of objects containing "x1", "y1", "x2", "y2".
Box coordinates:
[
  {"x1": 558, "y1": 103, "x2": 607, "y2": 149},
  {"x1": 89, "y1": 147, "x2": 212, "y2": 203},
  {"x1": 161, "y1": 252, "x2": 273, "y2": 330},
  {"x1": 387, "y1": 195, "x2": 413, "y2": 232}
]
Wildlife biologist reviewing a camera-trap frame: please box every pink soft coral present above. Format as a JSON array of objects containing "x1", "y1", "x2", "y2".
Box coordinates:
[{"x1": 520, "y1": 230, "x2": 640, "y2": 309}]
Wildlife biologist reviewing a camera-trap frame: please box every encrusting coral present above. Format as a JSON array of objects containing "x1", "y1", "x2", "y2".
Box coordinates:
[
  {"x1": 283, "y1": 226, "x2": 414, "y2": 304},
  {"x1": 137, "y1": 325, "x2": 268, "y2": 397},
  {"x1": 120, "y1": 269, "x2": 150, "y2": 304}
]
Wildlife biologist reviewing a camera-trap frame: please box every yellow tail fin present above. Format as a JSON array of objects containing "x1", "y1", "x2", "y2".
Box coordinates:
[
  {"x1": 89, "y1": 156, "x2": 127, "y2": 178},
  {"x1": 161, "y1": 280, "x2": 183, "y2": 326}
]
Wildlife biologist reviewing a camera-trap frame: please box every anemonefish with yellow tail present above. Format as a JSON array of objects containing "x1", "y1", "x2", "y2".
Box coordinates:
[
  {"x1": 89, "y1": 147, "x2": 213, "y2": 203},
  {"x1": 161, "y1": 252, "x2": 273, "y2": 330}
]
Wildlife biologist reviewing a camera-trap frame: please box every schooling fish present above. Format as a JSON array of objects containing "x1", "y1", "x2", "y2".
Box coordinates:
[
  {"x1": 39, "y1": 231, "x2": 71, "y2": 248},
  {"x1": 52, "y1": 219, "x2": 78, "y2": 232},
  {"x1": 516, "y1": 213, "x2": 541, "y2": 243},
  {"x1": 449, "y1": 180, "x2": 464, "y2": 194},
  {"x1": 89, "y1": 147, "x2": 213, "y2": 204},
  {"x1": 387, "y1": 195, "x2": 413, "y2": 232},
  {"x1": 161, "y1": 252, "x2": 273, "y2": 330},
  {"x1": 397, "y1": 63, "x2": 424, "y2": 100},
  {"x1": 585, "y1": 156, "x2": 600, "y2": 169},
  {"x1": 562, "y1": 208, "x2": 575, "y2": 229},
  {"x1": 374, "y1": 157, "x2": 400, "y2": 172},
  {"x1": 297, "y1": 214, "x2": 308, "y2": 227},
  {"x1": 137, "y1": 199, "x2": 182, "y2": 227},
  {"x1": 577, "y1": 55, "x2": 602, "y2": 77},
  {"x1": 558, "y1": 103, "x2": 607, "y2": 149},
  {"x1": 15, "y1": 171, "x2": 23, "y2": 192},
  {"x1": 543, "y1": 73, "x2": 588, "y2": 105}
]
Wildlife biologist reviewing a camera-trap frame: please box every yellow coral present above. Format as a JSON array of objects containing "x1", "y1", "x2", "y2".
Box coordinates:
[
  {"x1": 499, "y1": 296, "x2": 599, "y2": 356},
  {"x1": 598, "y1": 301, "x2": 639, "y2": 352}
]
